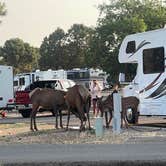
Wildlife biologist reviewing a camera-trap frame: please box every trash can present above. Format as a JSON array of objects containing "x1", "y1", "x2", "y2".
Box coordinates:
[{"x1": 95, "y1": 117, "x2": 104, "y2": 137}]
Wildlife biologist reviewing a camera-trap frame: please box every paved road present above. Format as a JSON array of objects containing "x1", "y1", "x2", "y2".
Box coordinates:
[{"x1": 0, "y1": 144, "x2": 166, "y2": 164}]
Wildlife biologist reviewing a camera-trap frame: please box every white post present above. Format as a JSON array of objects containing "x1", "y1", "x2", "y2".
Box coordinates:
[
  {"x1": 113, "y1": 93, "x2": 122, "y2": 134},
  {"x1": 95, "y1": 117, "x2": 104, "y2": 137}
]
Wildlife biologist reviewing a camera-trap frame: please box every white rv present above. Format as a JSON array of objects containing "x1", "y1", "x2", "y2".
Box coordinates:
[
  {"x1": 0, "y1": 65, "x2": 14, "y2": 110},
  {"x1": 14, "y1": 69, "x2": 67, "y2": 91},
  {"x1": 14, "y1": 72, "x2": 35, "y2": 92},
  {"x1": 118, "y1": 28, "x2": 166, "y2": 122},
  {"x1": 67, "y1": 68, "x2": 108, "y2": 90}
]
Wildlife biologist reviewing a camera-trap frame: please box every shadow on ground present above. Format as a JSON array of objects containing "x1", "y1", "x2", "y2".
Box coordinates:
[{"x1": 2, "y1": 161, "x2": 166, "y2": 166}]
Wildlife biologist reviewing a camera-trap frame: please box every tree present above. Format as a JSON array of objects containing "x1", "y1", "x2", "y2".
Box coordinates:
[
  {"x1": 0, "y1": 2, "x2": 6, "y2": 24},
  {"x1": 64, "y1": 24, "x2": 93, "y2": 68},
  {"x1": 39, "y1": 25, "x2": 93, "y2": 70},
  {"x1": 39, "y1": 28, "x2": 65, "y2": 70},
  {"x1": 93, "y1": 0, "x2": 166, "y2": 82},
  {"x1": 1, "y1": 38, "x2": 40, "y2": 73},
  {"x1": 0, "y1": 2, "x2": 6, "y2": 64},
  {"x1": 0, "y1": 46, "x2": 5, "y2": 64},
  {"x1": 84, "y1": 29, "x2": 108, "y2": 68}
]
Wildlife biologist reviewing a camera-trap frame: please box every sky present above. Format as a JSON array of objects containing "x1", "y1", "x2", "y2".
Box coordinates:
[{"x1": 0, "y1": 0, "x2": 108, "y2": 47}]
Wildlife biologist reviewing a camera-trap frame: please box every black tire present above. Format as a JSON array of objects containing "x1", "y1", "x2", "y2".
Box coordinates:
[
  {"x1": 20, "y1": 109, "x2": 31, "y2": 118},
  {"x1": 126, "y1": 108, "x2": 138, "y2": 124},
  {"x1": 51, "y1": 110, "x2": 55, "y2": 116}
]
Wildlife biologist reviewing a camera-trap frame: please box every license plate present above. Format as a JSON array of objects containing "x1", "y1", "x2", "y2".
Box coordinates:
[
  {"x1": 7, "y1": 104, "x2": 15, "y2": 108},
  {"x1": 17, "y1": 105, "x2": 26, "y2": 109},
  {"x1": 17, "y1": 104, "x2": 32, "y2": 109}
]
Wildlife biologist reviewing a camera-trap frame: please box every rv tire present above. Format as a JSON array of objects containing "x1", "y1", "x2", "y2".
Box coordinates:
[
  {"x1": 126, "y1": 108, "x2": 138, "y2": 124},
  {"x1": 20, "y1": 109, "x2": 31, "y2": 118}
]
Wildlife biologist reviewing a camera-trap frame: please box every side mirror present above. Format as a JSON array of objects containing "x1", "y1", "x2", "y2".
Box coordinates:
[{"x1": 119, "y1": 73, "x2": 125, "y2": 83}]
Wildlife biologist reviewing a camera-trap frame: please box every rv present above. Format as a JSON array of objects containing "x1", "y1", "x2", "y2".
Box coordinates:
[
  {"x1": 118, "y1": 28, "x2": 166, "y2": 122},
  {"x1": 14, "y1": 69, "x2": 67, "y2": 91},
  {"x1": 67, "y1": 68, "x2": 108, "y2": 90},
  {"x1": 0, "y1": 65, "x2": 14, "y2": 110}
]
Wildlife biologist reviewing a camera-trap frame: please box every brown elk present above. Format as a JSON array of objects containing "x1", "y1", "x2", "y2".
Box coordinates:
[
  {"x1": 65, "y1": 84, "x2": 91, "y2": 131},
  {"x1": 97, "y1": 95, "x2": 113, "y2": 128},
  {"x1": 97, "y1": 93, "x2": 139, "y2": 128},
  {"x1": 29, "y1": 88, "x2": 67, "y2": 131}
]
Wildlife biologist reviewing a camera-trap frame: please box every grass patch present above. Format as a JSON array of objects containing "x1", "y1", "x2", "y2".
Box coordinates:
[{"x1": 0, "y1": 123, "x2": 27, "y2": 129}]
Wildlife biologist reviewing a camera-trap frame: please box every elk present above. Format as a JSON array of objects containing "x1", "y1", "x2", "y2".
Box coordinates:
[
  {"x1": 29, "y1": 88, "x2": 67, "y2": 131},
  {"x1": 97, "y1": 93, "x2": 139, "y2": 128},
  {"x1": 65, "y1": 85, "x2": 91, "y2": 131}
]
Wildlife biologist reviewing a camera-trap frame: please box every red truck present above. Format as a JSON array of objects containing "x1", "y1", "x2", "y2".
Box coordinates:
[
  {"x1": 15, "y1": 79, "x2": 75, "y2": 118},
  {"x1": 15, "y1": 90, "x2": 32, "y2": 117}
]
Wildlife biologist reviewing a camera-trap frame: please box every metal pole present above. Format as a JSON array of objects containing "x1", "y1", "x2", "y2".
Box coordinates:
[{"x1": 113, "y1": 93, "x2": 122, "y2": 134}]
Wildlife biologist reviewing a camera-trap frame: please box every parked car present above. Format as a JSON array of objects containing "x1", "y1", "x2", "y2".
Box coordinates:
[{"x1": 15, "y1": 79, "x2": 75, "y2": 118}]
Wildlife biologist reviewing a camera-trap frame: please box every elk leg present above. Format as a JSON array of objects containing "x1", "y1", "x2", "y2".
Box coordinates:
[
  {"x1": 66, "y1": 108, "x2": 71, "y2": 131},
  {"x1": 86, "y1": 112, "x2": 91, "y2": 130},
  {"x1": 34, "y1": 110, "x2": 38, "y2": 131},
  {"x1": 124, "y1": 118, "x2": 128, "y2": 128},
  {"x1": 30, "y1": 110, "x2": 34, "y2": 131},
  {"x1": 121, "y1": 112, "x2": 123, "y2": 128},
  {"x1": 76, "y1": 103, "x2": 86, "y2": 131},
  {"x1": 84, "y1": 102, "x2": 91, "y2": 130},
  {"x1": 105, "y1": 111, "x2": 109, "y2": 128},
  {"x1": 134, "y1": 107, "x2": 139, "y2": 124},
  {"x1": 53, "y1": 107, "x2": 58, "y2": 129},
  {"x1": 100, "y1": 108, "x2": 104, "y2": 117},
  {"x1": 30, "y1": 105, "x2": 38, "y2": 131},
  {"x1": 59, "y1": 110, "x2": 63, "y2": 128},
  {"x1": 108, "y1": 110, "x2": 113, "y2": 127},
  {"x1": 80, "y1": 119, "x2": 85, "y2": 132},
  {"x1": 124, "y1": 110, "x2": 128, "y2": 128}
]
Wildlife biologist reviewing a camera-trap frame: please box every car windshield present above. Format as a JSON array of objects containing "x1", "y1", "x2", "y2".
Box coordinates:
[
  {"x1": 68, "y1": 80, "x2": 75, "y2": 87},
  {"x1": 25, "y1": 80, "x2": 58, "y2": 91},
  {"x1": 24, "y1": 79, "x2": 75, "y2": 91},
  {"x1": 60, "y1": 80, "x2": 71, "y2": 89}
]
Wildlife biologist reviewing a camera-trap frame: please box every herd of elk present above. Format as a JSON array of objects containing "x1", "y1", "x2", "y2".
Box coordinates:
[
  {"x1": 97, "y1": 93, "x2": 139, "y2": 128},
  {"x1": 29, "y1": 85, "x2": 139, "y2": 131},
  {"x1": 29, "y1": 84, "x2": 91, "y2": 132}
]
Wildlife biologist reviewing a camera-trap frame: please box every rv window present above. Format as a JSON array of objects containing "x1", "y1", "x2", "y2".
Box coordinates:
[
  {"x1": 19, "y1": 77, "x2": 25, "y2": 86},
  {"x1": 32, "y1": 74, "x2": 35, "y2": 83},
  {"x1": 14, "y1": 80, "x2": 18, "y2": 86},
  {"x1": 143, "y1": 47, "x2": 164, "y2": 74},
  {"x1": 126, "y1": 41, "x2": 136, "y2": 53},
  {"x1": 121, "y1": 63, "x2": 137, "y2": 82}
]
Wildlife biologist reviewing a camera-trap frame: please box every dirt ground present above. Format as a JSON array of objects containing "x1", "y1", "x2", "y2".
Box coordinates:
[{"x1": 1, "y1": 114, "x2": 166, "y2": 145}]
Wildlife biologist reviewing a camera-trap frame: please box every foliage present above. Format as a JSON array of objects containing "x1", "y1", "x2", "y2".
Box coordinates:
[
  {"x1": 1, "y1": 38, "x2": 40, "y2": 73},
  {"x1": 64, "y1": 24, "x2": 93, "y2": 69},
  {"x1": 39, "y1": 28, "x2": 65, "y2": 70},
  {"x1": 1, "y1": 0, "x2": 166, "y2": 80},
  {"x1": 94, "y1": 0, "x2": 166, "y2": 82},
  {"x1": 39, "y1": 25, "x2": 93, "y2": 70},
  {"x1": 0, "y1": 2, "x2": 6, "y2": 24},
  {"x1": 0, "y1": 2, "x2": 6, "y2": 64},
  {"x1": 39, "y1": 0, "x2": 166, "y2": 83}
]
